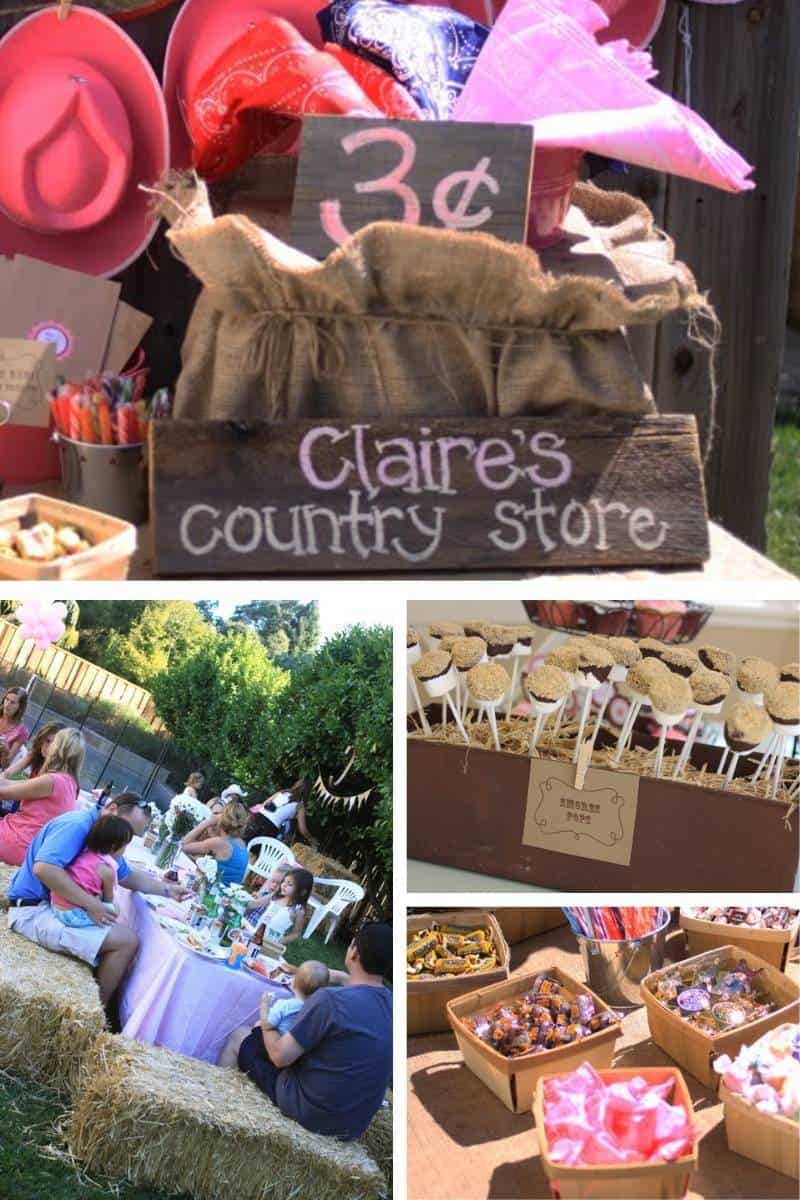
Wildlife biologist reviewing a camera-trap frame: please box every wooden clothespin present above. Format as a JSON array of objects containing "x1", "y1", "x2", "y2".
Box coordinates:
[
  {"x1": 58, "y1": 0, "x2": 73, "y2": 20},
  {"x1": 574, "y1": 738, "x2": 592, "y2": 792}
]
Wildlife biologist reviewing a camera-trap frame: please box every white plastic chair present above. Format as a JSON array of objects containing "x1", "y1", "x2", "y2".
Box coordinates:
[
  {"x1": 303, "y1": 878, "x2": 365, "y2": 943},
  {"x1": 247, "y1": 837, "x2": 295, "y2": 883}
]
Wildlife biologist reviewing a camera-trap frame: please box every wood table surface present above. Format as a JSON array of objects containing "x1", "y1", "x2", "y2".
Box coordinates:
[
  {"x1": 4, "y1": 480, "x2": 798, "y2": 585},
  {"x1": 407, "y1": 918, "x2": 800, "y2": 1200}
]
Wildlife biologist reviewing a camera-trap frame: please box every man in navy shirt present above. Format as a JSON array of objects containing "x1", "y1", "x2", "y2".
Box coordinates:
[
  {"x1": 7, "y1": 793, "x2": 187, "y2": 1007},
  {"x1": 221, "y1": 922, "x2": 392, "y2": 1139}
]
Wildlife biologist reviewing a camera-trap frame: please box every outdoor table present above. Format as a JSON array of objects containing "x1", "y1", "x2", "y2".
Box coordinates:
[{"x1": 116, "y1": 889, "x2": 291, "y2": 1065}]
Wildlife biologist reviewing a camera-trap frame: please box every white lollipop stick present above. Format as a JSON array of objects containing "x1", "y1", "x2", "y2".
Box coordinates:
[
  {"x1": 673, "y1": 710, "x2": 702, "y2": 778},
  {"x1": 529, "y1": 710, "x2": 546, "y2": 755},
  {"x1": 486, "y1": 705, "x2": 501, "y2": 751},
  {"x1": 655, "y1": 727, "x2": 668, "y2": 778},
  {"x1": 587, "y1": 693, "x2": 612, "y2": 756},
  {"x1": 407, "y1": 668, "x2": 431, "y2": 735},
  {"x1": 573, "y1": 687, "x2": 594, "y2": 765},
  {"x1": 614, "y1": 698, "x2": 642, "y2": 763},
  {"x1": 717, "y1": 746, "x2": 730, "y2": 775},
  {"x1": 724, "y1": 751, "x2": 741, "y2": 785},
  {"x1": 769, "y1": 739, "x2": 788, "y2": 802},
  {"x1": 505, "y1": 657, "x2": 521, "y2": 721},
  {"x1": 445, "y1": 693, "x2": 470, "y2": 745},
  {"x1": 551, "y1": 695, "x2": 569, "y2": 741},
  {"x1": 751, "y1": 732, "x2": 781, "y2": 784}
]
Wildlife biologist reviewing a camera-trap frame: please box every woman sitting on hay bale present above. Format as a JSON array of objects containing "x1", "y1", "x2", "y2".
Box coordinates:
[
  {"x1": 0, "y1": 728, "x2": 84, "y2": 866},
  {"x1": 180, "y1": 796, "x2": 250, "y2": 886},
  {"x1": 220, "y1": 922, "x2": 392, "y2": 1140},
  {"x1": 6, "y1": 793, "x2": 189, "y2": 1007}
]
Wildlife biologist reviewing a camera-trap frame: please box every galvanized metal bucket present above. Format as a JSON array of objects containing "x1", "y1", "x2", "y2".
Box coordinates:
[
  {"x1": 56, "y1": 434, "x2": 147, "y2": 525},
  {"x1": 578, "y1": 907, "x2": 671, "y2": 1009}
]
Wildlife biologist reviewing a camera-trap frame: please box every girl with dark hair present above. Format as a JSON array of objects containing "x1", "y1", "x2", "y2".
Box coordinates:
[
  {"x1": 50, "y1": 813, "x2": 133, "y2": 929},
  {"x1": 0, "y1": 686, "x2": 30, "y2": 759},
  {"x1": 253, "y1": 866, "x2": 314, "y2": 945},
  {"x1": 245, "y1": 779, "x2": 316, "y2": 847}
]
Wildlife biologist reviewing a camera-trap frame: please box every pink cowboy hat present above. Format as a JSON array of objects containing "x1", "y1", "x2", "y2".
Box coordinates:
[
  {"x1": 163, "y1": 0, "x2": 322, "y2": 170},
  {"x1": 0, "y1": 6, "x2": 168, "y2": 278}
]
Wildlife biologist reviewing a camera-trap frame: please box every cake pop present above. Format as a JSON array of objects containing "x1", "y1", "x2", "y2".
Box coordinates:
[
  {"x1": 451, "y1": 636, "x2": 488, "y2": 719},
  {"x1": 736, "y1": 657, "x2": 780, "y2": 706},
  {"x1": 585, "y1": 636, "x2": 640, "y2": 752},
  {"x1": 660, "y1": 646, "x2": 701, "y2": 678},
  {"x1": 545, "y1": 643, "x2": 581, "y2": 740},
  {"x1": 429, "y1": 621, "x2": 463, "y2": 646},
  {"x1": 614, "y1": 657, "x2": 669, "y2": 762},
  {"x1": 719, "y1": 702, "x2": 773, "y2": 784},
  {"x1": 761, "y1": 682, "x2": 800, "y2": 801},
  {"x1": 698, "y1": 645, "x2": 736, "y2": 677},
  {"x1": 648, "y1": 674, "x2": 692, "y2": 777},
  {"x1": 525, "y1": 665, "x2": 571, "y2": 754},
  {"x1": 638, "y1": 638, "x2": 667, "y2": 660},
  {"x1": 505, "y1": 624, "x2": 535, "y2": 720},
  {"x1": 779, "y1": 663, "x2": 799, "y2": 683},
  {"x1": 572, "y1": 643, "x2": 615, "y2": 764},
  {"x1": 413, "y1": 650, "x2": 469, "y2": 744},
  {"x1": 673, "y1": 667, "x2": 731, "y2": 778},
  {"x1": 407, "y1": 628, "x2": 431, "y2": 735},
  {"x1": 466, "y1": 661, "x2": 511, "y2": 751}
]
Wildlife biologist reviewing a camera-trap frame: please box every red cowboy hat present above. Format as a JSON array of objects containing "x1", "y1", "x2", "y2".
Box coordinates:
[
  {"x1": 594, "y1": 0, "x2": 666, "y2": 47},
  {"x1": 0, "y1": 6, "x2": 168, "y2": 277},
  {"x1": 163, "y1": 0, "x2": 323, "y2": 170}
]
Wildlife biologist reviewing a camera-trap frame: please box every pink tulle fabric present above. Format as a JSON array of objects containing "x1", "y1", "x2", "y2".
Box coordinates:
[
  {"x1": 543, "y1": 1064, "x2": 694, "y2": 1166},
  {"x1": 453, "y1": 0, "x2": 754, "y2": 193}
]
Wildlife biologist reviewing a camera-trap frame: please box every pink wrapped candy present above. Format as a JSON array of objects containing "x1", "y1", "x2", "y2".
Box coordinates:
[{"x1": 543, "y1": 1063, "x2": 694, "y2": 1166}]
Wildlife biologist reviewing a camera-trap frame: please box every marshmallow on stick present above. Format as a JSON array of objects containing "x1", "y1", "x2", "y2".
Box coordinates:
[
  {"x1": 544, "y1": 642, "x2": 581, "y2": 740},
  {"x1": 525, "y1": 664, "x2": 571, "y2": 755},
  {"x1": 614, "y1": 656, "x2": 669, "y2": 762},
  {"x1": 413, "y1": 649, "x2": 469, "y2": 744},
  {"x1": 428, "y1": 623, "x2": 464, "y2": 724},
  {"x1": 465, "y1": 661, "x2": 511, "y2": 751},
  {"x1": 451, "y1": 636, "x2": 488, "y2": 719},
  {"x1": 585, "y1": 636, "x2": 641, "y2": 751},
  {"x1": 720, "y1": 701, "x2": 773, "y2": 784},
  {"x1": 698, "y1": 644, "x2": 736, "y2": 677},
  {"x1": 648, "y1": 674, "x2": 692, "y2": 778},
  {"x1": 736, "y1": 656, "x2": 780, "y2": 707},
  {"x1": 762, "y1": 682, "x2": 800, "y2": 800},
  {"x1": 572, "y1": 642, "x2": 615, "y2": 764},
  {"x1": 406, "y1": 628, "x2": 431, "y2": 735},
  {"x1": 673, "y1": 666, "x2": 731, "y2": 778}
]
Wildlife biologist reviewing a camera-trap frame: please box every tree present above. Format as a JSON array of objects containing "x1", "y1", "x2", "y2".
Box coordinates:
[
  {"x1": 195, "y1": 600, "x2": 223, "y2": 629},
  {"x1": 228, "y1": 601, "x2": 320, "y2": 667},
  {"x1": 80, "y1": 601, "x2": 214, "y2": 689},
  {"x1": 77, "y1": 601, "x2": 150, "y2": 669},
  {"x1": 268, "y1": 625, "x2": 392, "y2": 915},
  {"x1": 151, "y1": 625, "x2": 289, "y2": 787}
]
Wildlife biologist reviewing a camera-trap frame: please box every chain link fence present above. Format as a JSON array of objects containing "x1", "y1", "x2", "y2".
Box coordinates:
[{"x1": 0, "y1": 665, "x2": 194, "y2": 812}]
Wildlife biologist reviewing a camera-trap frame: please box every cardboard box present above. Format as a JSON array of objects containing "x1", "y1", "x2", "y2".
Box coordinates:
[
  {"x1": 679, "y1": 909, "x2": 800, "y2": 972},
  {"x1": 407, "y1": 910, "x2": 509, "y2": 1037},
  {"x1": 533, "y1": 1067, "x2": 699, "y2": 1199},
  {"x1": 719, "y1": 1024, "x2": 799, "y2": 1180},
  {"x1": 0, "y1": 493, "x2": 136, "y2": 580},
  {"x1": 446, "y1": 965, "x2": 620, "y2": 1114},
  {"x1": 406, "y1": 727, "x2": 799, "y2": 891},
  {"x1": 641, "y1": 945, "x2": 800, "y2": 1088}
]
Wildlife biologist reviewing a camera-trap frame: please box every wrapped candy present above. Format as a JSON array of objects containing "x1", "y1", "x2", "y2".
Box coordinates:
[
  {"x1": 543, "y1": 1064, "x2": 694, "y2": 1165},
  {"x1": 715, "y1": 1025, "x2": 800, "y2": 1121},
  {"x1": 466, "y1": 976, "x2": 618, "y2": 1057},
  {"x1": 684, "y1": 906, "x2": 798, "y2": 931},
  {"x1": 652, "y1": 957, "x2": 779, "y2": 1036}
]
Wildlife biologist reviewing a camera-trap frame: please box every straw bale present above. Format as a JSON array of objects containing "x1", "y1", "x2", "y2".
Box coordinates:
[
  {"x1": 0, "y1": 921, "x2": 105, "y2": 1093},
  {"x1": 291, "y1": 843, "x2": 359, "y2": 885},
  {"x1": 360, "y1": 1096, "x2": 392, "y2": 1193},
  {"x1": 0, "y1": 862, "x2": 17, "y2": 909},
  {"x1": 68, "y1": 1035, "x2": 386, "y2": 1200}
]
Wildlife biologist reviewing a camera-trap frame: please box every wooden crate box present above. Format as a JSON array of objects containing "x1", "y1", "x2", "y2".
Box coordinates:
[
  {"x1": 679, "y1": 909, "x2": 800, "y2": 973},
  {"x1": 446, "y1": 965, "x2": 620, "y2": 1114},
  {"x1": 641, "y1": 945, "x2": 800, "y2": 1088},
  {"x1": 407, "y1": 911, "x2": 509, "y2": 1037},
  {"x1": 533, "y1": 1067, "x2": 699, "y2": 1200}
]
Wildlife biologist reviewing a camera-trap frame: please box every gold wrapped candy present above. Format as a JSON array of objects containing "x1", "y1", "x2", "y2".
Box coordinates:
[{"x1": 406, "y1": 922, "x2": 497, "y2": 978}]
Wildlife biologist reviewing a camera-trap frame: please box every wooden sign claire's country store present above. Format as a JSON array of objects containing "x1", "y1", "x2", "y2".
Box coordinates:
[{"x1": 149, "y1": 414, "x2": 710, "y2": 575}]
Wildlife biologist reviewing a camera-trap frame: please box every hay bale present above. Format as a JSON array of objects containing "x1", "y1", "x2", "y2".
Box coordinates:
[
  {"x1": 360, "y1": 1094, "x2": 392, "y2": 1194},
  {"x1": 68, "y1": 1035, "x2": 387, "y2": 1200},
  {"x1": 292, "y1": 843, "x2": 359, "y2": 884},
  {"x1": 0, "y1": 921, "x2": 105, "y2": 1093},
  {"x1": 0, "y1": 862, "x2": 17, "y2": 909}
]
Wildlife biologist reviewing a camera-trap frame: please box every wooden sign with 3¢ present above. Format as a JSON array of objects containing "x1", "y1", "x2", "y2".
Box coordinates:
[{"x1": 290, "y1": 116, "x2": 534, "y2": 258}]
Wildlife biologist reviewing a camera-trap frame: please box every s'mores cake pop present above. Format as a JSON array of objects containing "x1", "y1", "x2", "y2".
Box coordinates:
[
  {"x1": 525, "y1": 665, "x2": 572, "y2": 754},
  {"x1": 414, "y1": 650, "x2": 469, "y2": 743},
  {"x1": 466, "y1": 661, "x2": 511, "y2": 750},
  {"x1": 759, "y1": 682, "x2": 800, "y2": 800},
  {"x1": 584, "y1": 636, "x2": 641, "y2": 752},
  {"x1": 673, "y1": 667, "x2": 731, "y2": 778},
  {"x1": 572, "y1": 642, "x2": 615, "y2": 763},
  {"x1": 648, "y1": 674, "x2": 692, "y2": 777},
  {"x1": 660, "y1": 646, "x2": 701, "y2": 678},
  {"x1": 780, "y1": 663, "x2": 800, "y2": 683},
  {"x1": 614, "y1": 656, "x2": 669, "y2": 761},
  {"x1": 451, "y1": 636, "x2": 488, "y2": 718},
  {"x1": 698, "y1": 645, "x2": 736, "y2": 677},
  {"x1": 429, "y1": 621, "x2": 464, "y2": 647},
  {"x1": 720, "y1": 702, "x2": 772, "y2": 784},
  {"x1": 407, "y1": 628, "x2": 430, "y2": 735},
  {"x1": 737, "y1": 657, "x2": 780, "y2": 705},
  {"x1": 638, "y1": 638, "x2": 667, "y2": 661}
]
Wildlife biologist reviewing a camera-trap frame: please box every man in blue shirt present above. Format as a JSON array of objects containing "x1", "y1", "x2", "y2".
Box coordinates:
[
  {"x1": 221, "y1": 922, "x2": 393, "y2": 1139},
  {"x1": 7, "y1": 793, "x2": 188, "y2": 1008}
]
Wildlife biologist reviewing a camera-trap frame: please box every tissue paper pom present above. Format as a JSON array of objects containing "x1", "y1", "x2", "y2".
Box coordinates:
[{"x1": 16, "y1": 598, "x2": 66, "y2": 650}]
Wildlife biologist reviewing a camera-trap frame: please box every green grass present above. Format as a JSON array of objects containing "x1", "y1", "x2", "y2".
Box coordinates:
[
  {"x1": 766, "y1": 417, "x2": 800, "y2": 577},
  {"x1": 0, "y1": 1069, "x2": 187, "y2": 1200},
  {"x1": 283, "y1": 930, "x2": 347, "y2": 973}
]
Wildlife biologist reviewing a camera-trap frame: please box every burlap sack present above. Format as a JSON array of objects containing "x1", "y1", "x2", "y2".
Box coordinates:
[{"x1": 157, "y1": 172, "x2": 710, "y2": 424}]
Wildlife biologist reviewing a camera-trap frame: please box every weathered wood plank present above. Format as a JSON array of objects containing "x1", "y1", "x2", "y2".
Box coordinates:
[{"x1": 150, "y1": 414, "x2": 709, "y2": 575}]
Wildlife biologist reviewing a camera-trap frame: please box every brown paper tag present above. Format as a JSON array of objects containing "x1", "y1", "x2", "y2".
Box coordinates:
[
  {"x1": 0, "y1": 338, "x2": 57, "y2": 427},
  {"x1": 522, "y1": 759, "x2": 639, "y2": 867}
]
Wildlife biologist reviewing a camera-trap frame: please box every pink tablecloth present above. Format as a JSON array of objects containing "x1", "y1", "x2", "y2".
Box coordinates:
[{"x1": 117, "y1": 890, "x2": 291, "y2": 1064}]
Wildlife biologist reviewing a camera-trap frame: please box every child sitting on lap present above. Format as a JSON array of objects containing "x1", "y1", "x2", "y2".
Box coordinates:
[
  {"x1": 265, "y1": 960, "x2": 330, "y2": 1034},
  {"x1": 51, "y1": 814, "x2": 133, "y2": 928}
]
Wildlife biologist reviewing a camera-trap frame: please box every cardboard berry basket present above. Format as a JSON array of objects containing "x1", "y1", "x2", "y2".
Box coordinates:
[
  {"x1": 406, "y1": 723, "x2": 799, "y2": 892},
  {"x1": 0, "y1": 493, "x2": 136, "y2": 580},
  {"x1": 492, "y1": 908, "x2": 568, "y2": 946},
  {"x1": 719, "y1": 1024, "x2": 800, "y2": 1180},
  {"x1": 407, "y1": 910, "x2": 509, "y2": 1037},
  {"x1": 679, "y1": 909, "x2": 800, "y2": 972},
  {"x1": 533, "y1": 1067, "x2": 699, "y2": 1200},
  {"x1": 641, "y1": 945, "x2": 800, "y2": 1089},
  {"x1": 446, "y1": 965, "x2": 620, "y2": 1114}
]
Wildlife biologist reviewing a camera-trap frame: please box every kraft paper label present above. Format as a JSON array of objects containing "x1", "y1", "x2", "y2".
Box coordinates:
[
  {"x1": 0, "y1": 339, "x2": 57, "y2": 428},
  {"x1": 522, "y1": 759, "x2": 639, "y2": 867}
]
